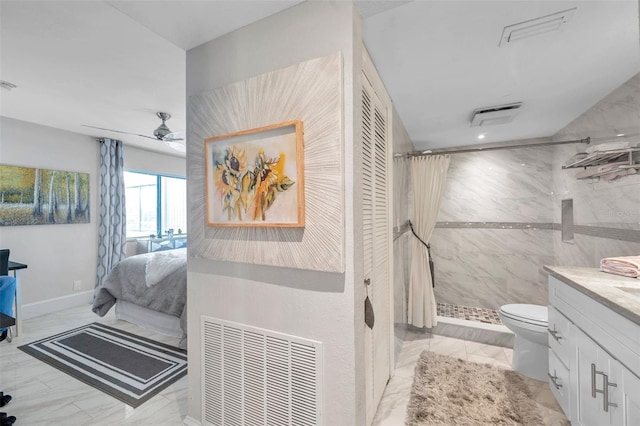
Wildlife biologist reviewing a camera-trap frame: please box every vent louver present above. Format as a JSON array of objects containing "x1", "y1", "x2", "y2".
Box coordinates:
[
  {"x1": 499, "y1": 8, "x2": 576, "y2": 46},
  {"x1": 470, "y1": 102, "x2": 523, "y2": 127},
  {"x1": 201, "y1": 316, "x2": 323, "y2": 426}
]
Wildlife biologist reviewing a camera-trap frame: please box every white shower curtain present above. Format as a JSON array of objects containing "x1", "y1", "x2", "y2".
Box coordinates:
[{"x1": 408, "y1": 155, "x2": 450, "y2": 328}]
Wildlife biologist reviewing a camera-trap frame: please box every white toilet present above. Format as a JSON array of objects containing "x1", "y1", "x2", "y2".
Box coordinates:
[{"x1": 499, "y1": 304, "x2": 549, "y2": 381}]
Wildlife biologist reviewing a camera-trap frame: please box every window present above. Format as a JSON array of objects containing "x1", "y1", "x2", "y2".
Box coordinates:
[{"x1": 124, "y1": 170, "x2": 187, "y2": 238}]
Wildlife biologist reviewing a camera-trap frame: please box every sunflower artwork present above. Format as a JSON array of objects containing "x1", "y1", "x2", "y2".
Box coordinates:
[{"x1": 205, "y1": 121, "x2": 304, "y2": 227}]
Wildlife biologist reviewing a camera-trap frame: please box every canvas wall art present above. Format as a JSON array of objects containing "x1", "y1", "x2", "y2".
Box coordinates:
[
  {"x1": 188, "y1": 53, "x2": 343, "y2": 272},
  {"x1": 204, "y1": 120, "x2": 304, "y2": 227},
  {"x1": 0, "y1": 164, "x2": 90, "y2": 226}
]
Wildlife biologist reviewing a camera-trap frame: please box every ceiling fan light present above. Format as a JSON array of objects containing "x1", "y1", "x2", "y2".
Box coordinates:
[{"x1": 154, "y1": 123, "x2": 172, "y2": 139}]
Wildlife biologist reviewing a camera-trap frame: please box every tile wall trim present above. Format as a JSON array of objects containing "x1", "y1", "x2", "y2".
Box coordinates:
[
  {"x1": 574, "y1": 225, "x2": 640, "y2": 243},
  {"x1": 435, "y1": 221, "x2": 556, "y2": 230},
  {"x1": 435, "y1": 222, "x2": 640, "y2": 243}
]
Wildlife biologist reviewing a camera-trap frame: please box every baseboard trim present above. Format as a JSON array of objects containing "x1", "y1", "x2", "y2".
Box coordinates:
[
  {"x1": 182, "y1": 415, "x2": 202, "y2": 426},
  {"x1": 22, "y1": 290, "x2": 94, "y2": 320}
]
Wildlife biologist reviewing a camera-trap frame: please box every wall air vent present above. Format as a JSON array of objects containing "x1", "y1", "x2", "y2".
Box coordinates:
[
  {"x1": 470, "y1": 102, "x2": 523, "y2": 127},
  {"x1": 201, "y1": 316, "x2": 323, "y2": 426},
  {"x1": 499, "y1": 8, "x2": 576, "y2": 46}
]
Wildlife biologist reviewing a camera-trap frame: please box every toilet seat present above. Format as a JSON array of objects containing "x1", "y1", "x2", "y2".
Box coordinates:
[
  {"x1": 499, "y1": 304, "x2": 549, "y2": 381},
  {"x1": 499, "y1": 304, "x2": 548, "y2": 327}
]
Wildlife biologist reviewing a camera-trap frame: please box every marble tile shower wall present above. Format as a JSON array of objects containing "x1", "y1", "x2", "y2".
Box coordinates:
[
  {"x1": 437, "y1": 144, "x2": 555, "y2": 223},
  {"x1": 431, "y1": 228, "x2": 554, "y2": 309},
  {"x1": 427, "y1": 73, "x2": 640, "y2": 311},
  {"x1": 431, "y1": 146, "x2": 555, "y2": 310},
  {"x1": 551, "y1": 72, "x2": 640, "y2": 268}
]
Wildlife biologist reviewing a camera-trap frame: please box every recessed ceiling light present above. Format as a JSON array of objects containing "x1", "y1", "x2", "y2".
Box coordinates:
[
  {"x1": 616, "y1": 133, "x2": 625, "y2": 137},
  {"x1": 478, "y1": 134, "x2": 486, "y2": 140}
]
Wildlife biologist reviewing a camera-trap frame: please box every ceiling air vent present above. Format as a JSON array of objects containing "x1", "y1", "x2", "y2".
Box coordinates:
[
  {"x1": 499, "y1": 8, "x2": 576, "y2": 46},
  {"x1": 470, "y1": 102, "x2": 522, "y2": 127}
]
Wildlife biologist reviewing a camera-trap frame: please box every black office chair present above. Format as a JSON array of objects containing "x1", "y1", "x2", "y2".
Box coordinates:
[{"x1": 0, "y1": 250, "x2": 8, "y2": 276}]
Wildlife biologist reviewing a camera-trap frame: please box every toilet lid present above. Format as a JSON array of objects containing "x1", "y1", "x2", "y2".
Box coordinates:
[{"x1": 500, "y1": 304, "x2": 548, "y2": 326}]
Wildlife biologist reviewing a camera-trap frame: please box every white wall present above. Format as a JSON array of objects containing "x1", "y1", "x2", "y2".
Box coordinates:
[
  {"x1": 125, "y1": 145, "x2": 185, "y2": 177},
  {"x1": 0, "y1": 116, "x2": 185, "y2": 316},
  {"x1": 186, "y1": 2, "x2": 363, "y2": 424},
  {"x1": 0, "y1": 116, "x2": 99, "y2": 307}
]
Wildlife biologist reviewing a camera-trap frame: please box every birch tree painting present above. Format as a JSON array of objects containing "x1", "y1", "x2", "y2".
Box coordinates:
[{"x1": 0, "y1": 165, "x2": 90, "y2": 226}]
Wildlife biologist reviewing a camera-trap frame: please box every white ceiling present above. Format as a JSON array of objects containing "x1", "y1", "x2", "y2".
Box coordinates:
[
  {"x1": 0, "y1": 1, "x2": 305, "y2": 157},
  {"x1": 1, "y1": 1, "x2": 638, "y2": 156},
  {"x1": 363, "y1": 1, "x2": 640, "y2": 150}
]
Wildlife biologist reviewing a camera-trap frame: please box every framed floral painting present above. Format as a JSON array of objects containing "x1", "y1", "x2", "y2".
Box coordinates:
[{"x1": 204, "y1": 120, "x2": 305, "y2": 227}]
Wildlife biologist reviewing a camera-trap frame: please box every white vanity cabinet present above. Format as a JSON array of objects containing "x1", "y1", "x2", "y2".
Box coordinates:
[
  {"x1": 548, "y1": 273, "x2": 640, "y2": 426},
  {"x1": 574, "y1": 328, "x2": 623, "y2": 426},
  {"x1": 621, "y1": 366, "x2": 640, "y2": 424},
  {"x1": 547, "y1": 306, "x2": 573, "y2": 418}
]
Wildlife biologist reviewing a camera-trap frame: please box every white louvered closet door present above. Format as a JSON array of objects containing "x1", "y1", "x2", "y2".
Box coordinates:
[{"x1": 361, "y1": 70, "x2": 390, "y2": 425}]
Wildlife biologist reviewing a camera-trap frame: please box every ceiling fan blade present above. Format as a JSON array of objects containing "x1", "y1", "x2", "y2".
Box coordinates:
[
  {"x1": 164, "y1": 140, "x2": 186, "y2": 153},
  {"x1": 81, "y1": 124, "x2": 158, "y2": 140},
  {"x1": 164, "y1": 130, "x2": 185, "y2": 142}
]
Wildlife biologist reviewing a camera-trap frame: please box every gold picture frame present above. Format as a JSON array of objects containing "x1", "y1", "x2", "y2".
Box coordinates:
[{"x1": 204, "y1": 120, "x2": 305, "y2": 227}]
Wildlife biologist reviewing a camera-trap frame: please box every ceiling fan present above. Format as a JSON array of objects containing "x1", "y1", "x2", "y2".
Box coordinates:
[{"x1": 83, "y1": 112, "x2": 186, "y2": 153}]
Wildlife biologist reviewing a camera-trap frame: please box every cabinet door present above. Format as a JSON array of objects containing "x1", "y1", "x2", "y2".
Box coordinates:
[
  {"x1": 575, "y1": 329, "x2": 623, "y2": 426},
  {"x1": 549, "y1": 349, "x2": 571, "y2": 420},
  {"x1": 622, "y1": 367, "x2": 640, "y2": 426},
  {"x1": 548, "y1": 306, "x2": 573, "y2": 369}
]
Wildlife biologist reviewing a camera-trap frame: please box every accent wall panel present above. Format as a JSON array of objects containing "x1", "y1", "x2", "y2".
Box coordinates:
[{"x1": 188, "y1": 53, "x2": 344, "y2": 272}]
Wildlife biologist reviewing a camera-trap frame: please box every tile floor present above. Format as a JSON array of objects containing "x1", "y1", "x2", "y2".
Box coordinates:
[
  {"x1": 2, "y1": 306, "x2": 567, "y2": 425},
  {"x1": 372, "y1": 330, "x2": 570, "y2": 425},
  {"x1": 0, "y1": 305, "x2": 187, "y2": 426},
  {"x1": 437, "y1": 303, "x2": 503, "y2": 325}
]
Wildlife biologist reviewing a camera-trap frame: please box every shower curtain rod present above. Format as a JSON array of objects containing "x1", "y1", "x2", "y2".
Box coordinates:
[{"x1": 401, "y1": 137, "x2": 591, "y2": 157}]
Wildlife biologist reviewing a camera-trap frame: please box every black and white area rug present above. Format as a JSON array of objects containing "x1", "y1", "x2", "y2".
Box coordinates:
[{"x1": 18, "y1": 322, "x2": 187, "y2": 408}]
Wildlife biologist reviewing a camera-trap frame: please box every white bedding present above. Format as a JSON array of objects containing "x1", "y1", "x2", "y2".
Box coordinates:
[{"x1": 92, "y1": 248, "x2": 187, "y2": 346}]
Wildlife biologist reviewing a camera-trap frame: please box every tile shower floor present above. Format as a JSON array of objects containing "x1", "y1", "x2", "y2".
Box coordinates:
[{"x1": 437, "y1": 302, "x2": 503, "y2": 325}]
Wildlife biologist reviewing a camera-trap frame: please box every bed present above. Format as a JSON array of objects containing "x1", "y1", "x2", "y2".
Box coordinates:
[{"x1": 92, "y1": 248, "x2": 187, "y2": 347}]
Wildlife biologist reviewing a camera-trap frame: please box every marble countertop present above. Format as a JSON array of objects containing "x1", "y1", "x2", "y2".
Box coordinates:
[{"x1": 544, "y1": 266, "x2": 640, "y2": 326}]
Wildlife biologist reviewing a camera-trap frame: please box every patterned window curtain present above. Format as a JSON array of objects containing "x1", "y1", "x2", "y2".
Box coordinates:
[{"x1": 96, "y1": 138, "x2": 126, "y2": 288}]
